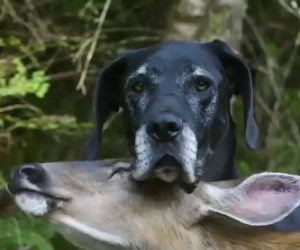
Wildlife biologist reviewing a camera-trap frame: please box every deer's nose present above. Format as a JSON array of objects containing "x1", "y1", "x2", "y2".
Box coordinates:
[
  {"x1": 8, "y1": 164, "x2": 47, "y2": 194},
  {"x1": 18, "y1": 164, "x2": 46, "y2": 185}
]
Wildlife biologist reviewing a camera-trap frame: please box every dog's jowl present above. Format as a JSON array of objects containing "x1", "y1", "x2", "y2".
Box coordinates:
[{"x1": 85, "y1": 40, "x2": 259, "y2": 191}]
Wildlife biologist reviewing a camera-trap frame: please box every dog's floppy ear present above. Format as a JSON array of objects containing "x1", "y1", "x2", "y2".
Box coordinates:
[
  {"x1": 83, "y1": 52, "x2": 132, "y2": 160},
  {"x1": 209, "y1": 39, "x2": 259, "y2": 150},
  {"x1": 201, "y1": 173, "x2": 300, "y2": 226}
]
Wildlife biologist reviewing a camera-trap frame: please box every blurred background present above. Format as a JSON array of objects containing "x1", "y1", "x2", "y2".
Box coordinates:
[{"x1": 0, "y1": 0, "x2": 299, "y2": 249}]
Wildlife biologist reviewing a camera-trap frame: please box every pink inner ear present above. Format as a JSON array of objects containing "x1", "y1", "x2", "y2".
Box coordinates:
[{"x1": 231, "y1": 177, "x2": 300, "y2": 224}]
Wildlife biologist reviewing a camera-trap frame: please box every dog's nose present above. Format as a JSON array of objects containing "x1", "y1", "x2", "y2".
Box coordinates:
[
  {"x1": 16, "y1": 164, "x2": 46, "y2": 186},
  {"x1": 146, "y1": 114, "x2": 183, "y2": 141}
]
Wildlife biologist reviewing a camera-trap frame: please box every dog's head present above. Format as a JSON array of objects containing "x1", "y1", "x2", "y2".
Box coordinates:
[{"x1": 86, "y1": 40, "x2": 259, "y2": 190}]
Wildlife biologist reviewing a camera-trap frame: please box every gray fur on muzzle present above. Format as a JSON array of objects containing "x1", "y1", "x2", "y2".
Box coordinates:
[{"x1": 131, "y1": 124, "x2": 198, "y2": 184}]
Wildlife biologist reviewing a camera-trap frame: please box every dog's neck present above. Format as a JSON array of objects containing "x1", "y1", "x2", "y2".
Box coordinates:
[{"x1": 202, "y1": 125, "x2": 238, "y2": 181}]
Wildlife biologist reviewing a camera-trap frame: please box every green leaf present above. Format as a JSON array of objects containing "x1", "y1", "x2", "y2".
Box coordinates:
[
  {"x1": 239, "y1": 160, "x2": 251, "y2": 176},
  {"x1": 28, "y1": 232, "x2": 54, "y2": 250},
  {"x1": 0, "y1": 38, "x2": 5, "y2": 46},
  {"x1": 0, "y1": 216, "x2": 55, "y2": 249},
  {"x1": 7, "y1": 36, "x2": 22, "y2": 47},
  {"x1": 0, "y1": 59, "x2": 50, "y2": 100}
]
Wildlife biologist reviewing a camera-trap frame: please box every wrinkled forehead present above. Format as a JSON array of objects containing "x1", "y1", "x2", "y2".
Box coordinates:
[{"x1": 128, "y1": 43, "x2": 223, "y2": 82}]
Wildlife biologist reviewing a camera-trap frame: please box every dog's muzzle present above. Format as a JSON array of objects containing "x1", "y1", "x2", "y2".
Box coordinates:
[{"x1": 132, "y1": 122, "x2": 200, "y2": 190}]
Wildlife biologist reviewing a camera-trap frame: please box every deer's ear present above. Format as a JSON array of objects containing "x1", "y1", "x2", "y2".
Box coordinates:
[{"x1": 204, "y1": 173, "x2": 300, "y2": 226}]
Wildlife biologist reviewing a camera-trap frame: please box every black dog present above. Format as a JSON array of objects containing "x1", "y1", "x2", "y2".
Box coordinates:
[
  {"x1": 84, "y1": 40, "x2": 300, "y2": 231},
  {"x1": 84, "y1": 40, "x2": 259, "y2": 192}
]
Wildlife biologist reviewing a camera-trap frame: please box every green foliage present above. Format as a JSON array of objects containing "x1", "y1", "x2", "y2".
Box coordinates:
[
  {"x1": 0, "y1": 215, "x2": 55, "y2": 250},
  {"x1": 0, "y1": 54, "x2": 92, "y2": 144},
  {"x1": 0, "y1": 0, "x2": 299, "y2": 249},
  {"x1": 0, "y1": 58, "x2": 50, "y2": 99},
  {"x1": 3, "y1": 115, "x2": 93, "y2": 134},
  {"x1": 283, "y1": 89, "x2": 300, "y2": 117}
]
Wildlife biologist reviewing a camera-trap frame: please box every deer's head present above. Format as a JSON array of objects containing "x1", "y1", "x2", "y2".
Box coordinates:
[{"x1": 8, "y1": 161, "x2": 300, "y2": 250}]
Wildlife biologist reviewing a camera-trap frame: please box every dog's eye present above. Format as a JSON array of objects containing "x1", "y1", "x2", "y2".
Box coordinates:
[
  {"x1": 194, "y1": 79, "x2": 210, "y2": 92},
  {"x1": 131, "y1": 82, "x2": 145, "y2": 93}
]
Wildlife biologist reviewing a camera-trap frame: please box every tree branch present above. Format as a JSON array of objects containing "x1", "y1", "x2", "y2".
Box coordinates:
[{"x1": 76, "y1": 0, "x2": 112, "y2": 95}]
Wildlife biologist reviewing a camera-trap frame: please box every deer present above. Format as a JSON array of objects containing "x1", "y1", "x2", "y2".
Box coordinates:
[{"x1": 8, "y1": 160, "x2": 300, "y2": 250}]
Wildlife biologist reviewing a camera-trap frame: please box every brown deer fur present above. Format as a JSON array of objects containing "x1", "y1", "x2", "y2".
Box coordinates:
[{"x1": 11, "y1": 161, "x2": 300, "y2": 250}]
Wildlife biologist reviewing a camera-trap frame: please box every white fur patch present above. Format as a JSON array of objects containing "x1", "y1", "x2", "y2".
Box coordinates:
[
  {"x1": 52, "y1": 214, "x2": 130, "y2": 248},
  {"x1": 132, "y1": 125, "x2": 153, "y2": 181},
  {"x1": 180, "y1": 125, "x2": 197, "y2": 184},
  {"x1": 135, "y1": 64, "x2": 148, "y2": 75},
  {"x1": 192, "y1": 66, "x2": 213, "y2": 79},
  {"x1": 15, "y1": 193, "x2": 49, "y2": 216}
]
